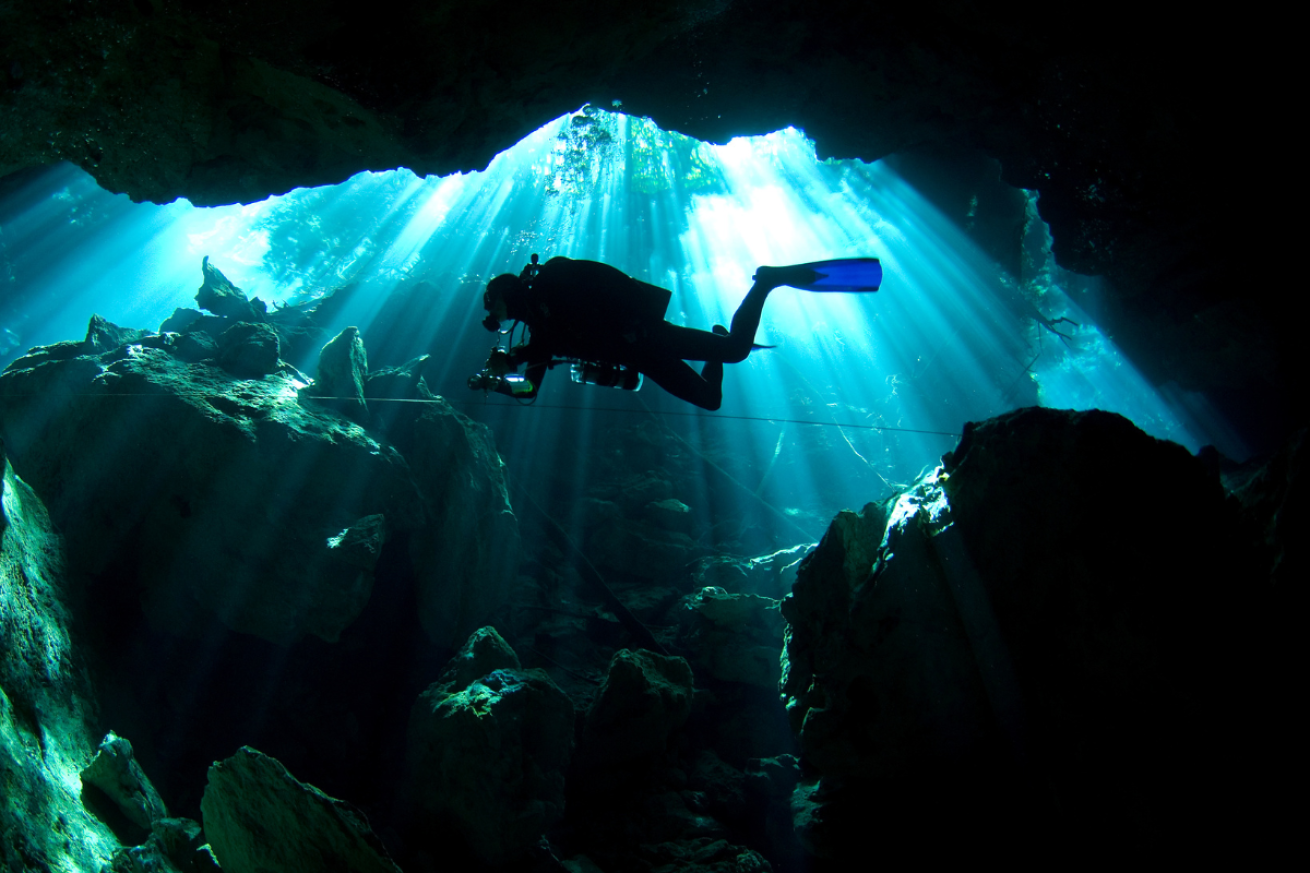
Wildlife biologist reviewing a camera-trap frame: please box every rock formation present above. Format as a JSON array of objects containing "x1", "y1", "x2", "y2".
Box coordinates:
[
  {"x1": 781, "y1": 407, "x2": 1277, "y2": 859},
  {"x1": 0, "y1": 262, "x2": 520, "y2": 647},
  {"x1": 201, "y1": 746, "x2": 401, "y2": 873},
  {"x1": 405, "y1": 627, "x2": 575, "y2": 866}
]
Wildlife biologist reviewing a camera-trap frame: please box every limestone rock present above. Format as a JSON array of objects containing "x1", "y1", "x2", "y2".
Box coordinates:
[
  {"x1": 1, "y1": 452, "x2": 116, "y2": 872},
  {"x1": 781, "y1": 407, "x2": 1260, "y2": 855},
  {"x1": 407, "y1": 398, "x2": 521, "y2": 647},
  {"x1": 107, "y1": 817, "x2": 209, "y2": 873},
  {"x1": 581, "y1": 648, "x2": 694, "y2": 767},
  {"x1": 309, "y1": 326, "x2": 368, "y2": 422},
  {"x1": 216, "y1": 321, "x2": 281, "y2": 378},
  {"x1": 677, "y1": 589, "x2": 785, "y2": 688},
  {"x1": 85, "y1": 314, "x2": 150, "y2": 355},
  {"x1": 202, "y1": 747, "x2": 400, "y2": 873},
  {"x1": 80, "y1": 731, "x2": 168, "y2": 831},
  {"x1": 406, "y1": 629, "x2": 574, "y2": 866},
  {"x1": 0, "y1": 334, "x2": 423, "y2": 644},
  {"x1": 427, "y1": 625, "x2": 521, "y2": 695},
  {"x1": 195, "y1": 256, "x2": 266, "y2": 322}
]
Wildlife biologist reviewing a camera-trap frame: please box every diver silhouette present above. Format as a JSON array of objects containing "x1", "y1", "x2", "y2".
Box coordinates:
[{"x1": 469, "y1": 255, "x2": 881, "y2": 410}]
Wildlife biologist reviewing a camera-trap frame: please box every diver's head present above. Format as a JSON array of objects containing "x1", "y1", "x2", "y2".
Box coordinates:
[{"x1": 482, "y1": 274, "x2": 520, "y2": 331}]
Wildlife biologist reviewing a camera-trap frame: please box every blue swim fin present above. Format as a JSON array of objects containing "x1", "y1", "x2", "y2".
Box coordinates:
[{"x1": 755, "y1": 258, "x2": 882, "y2": 292}]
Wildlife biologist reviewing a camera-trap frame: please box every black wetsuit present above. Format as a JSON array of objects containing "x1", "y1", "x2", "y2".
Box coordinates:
[{"x1": 503, "y1": 257, "x2": 767, "y2": 410}]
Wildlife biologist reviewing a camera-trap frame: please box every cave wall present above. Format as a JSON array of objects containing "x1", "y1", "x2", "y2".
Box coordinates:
[{"x1": 1, "y1": 1, "x2": 1292, "y2": 448}]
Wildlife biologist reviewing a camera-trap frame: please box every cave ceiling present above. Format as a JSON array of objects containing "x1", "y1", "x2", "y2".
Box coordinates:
[{"x1": 1, "y1": 0, "x2": 1294, "y2": 448}]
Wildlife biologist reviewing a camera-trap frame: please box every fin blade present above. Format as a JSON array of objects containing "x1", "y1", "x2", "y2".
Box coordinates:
[{"x1": 794, "y1": 258, "x2": 882, "y2": 292}]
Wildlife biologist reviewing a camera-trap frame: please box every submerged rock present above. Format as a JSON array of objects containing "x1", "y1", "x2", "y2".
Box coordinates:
[
  {"x1": 80, "y1": 731, "x2": 168, "y2": 834},
  {"x1": 306, "y1": 325, "x2": 368, "y2": 422},
  {"x1": 201, "y1": 746, "x2": 400, "y2": 873},
  {"x1": 405, "y1": 627, "x2": 574, "y2": 866},
  {"x1": 216, "y1": 321, "x2": 281, "y2": 378},
  {"x1": 677, "y1": 588, "x2": 785, "y2": 688},
  {"x1": 580, "y1": 648, "x2": 694, "y2": 768},
  {"x1": 407, "y1": 398, "x2": 521, "y2": 646},
  {"x1": 0, "y1": 450, "x2": 116, "y2": 872},
  {"x1": 780, "y1": 407, "x2": 1258, "y2": 856},
  {"x1": 0, "y1": 319, "x2": 423, "y2": 643},
  {"x1": 195, "y1": 257, "x2": 267, "y2": 322}
]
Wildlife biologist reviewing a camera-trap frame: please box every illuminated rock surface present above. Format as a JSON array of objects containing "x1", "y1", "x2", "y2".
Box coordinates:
[{"x1": 0, "y1": 450, "x2": 116, "y2": 872}]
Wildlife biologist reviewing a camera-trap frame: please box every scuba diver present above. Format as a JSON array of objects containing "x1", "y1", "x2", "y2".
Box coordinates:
[{"x1": 469, "y1": 255, "x2": 882, "y2": 410}]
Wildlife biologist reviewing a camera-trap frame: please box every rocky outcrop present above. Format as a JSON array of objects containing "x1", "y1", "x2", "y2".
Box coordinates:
[
  {"x1": 579, "y1": 648, "x2": 694, "y2": 769},
  {"x1": 80, "y1": 731, "x2": 169, "y2": 837},
  {"x1": 201, "y1": 746, "x2": 401, "y2": 873},
  {"x1": 0, "y1": 449, "x2": 116, "y2": 872},
  {"x1": 405, "y1": 627, "x2": 575, "y2": 866},
  {"x1": 780, "y1": 407, "x2": 1262, "y2": 858},
  {"x1": 0, "y1": 264, "x2": 521, "y2": 646},
  {"x1": 677, "y1": 588, "x2": 785, "y2": 689},
  {"x1": 0, "y1": 320, "x2": 422, "y2": 643}
]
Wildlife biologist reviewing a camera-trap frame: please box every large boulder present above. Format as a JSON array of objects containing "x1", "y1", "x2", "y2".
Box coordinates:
[
  {"x1": 780, "y1": 407, "x2": 1260, "y2": 857},
  {"x1": 580, "y1": 648, "x2": 695, "y2": 769},
  {"x1": 0, "y1": 318, "x2": 424, "y2": 643},
  {"x1": 406, "y1": 398, "x2": 521, "y2": 646},
  {"x1": 405, "y1": 627, "x2": 574, "y2": 866},
  {"x1": 200, "y1": 746, "x2": 401, "y2": 873}
]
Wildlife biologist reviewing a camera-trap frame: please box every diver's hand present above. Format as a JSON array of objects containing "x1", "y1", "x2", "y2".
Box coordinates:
[{"x1": 486, "y1": 349, "x2": 512, "y2": 376}]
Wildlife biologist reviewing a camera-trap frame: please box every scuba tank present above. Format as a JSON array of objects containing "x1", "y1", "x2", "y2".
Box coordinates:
[{"x1": 570, "y1": 361, "x2": 643, "y2": 391}]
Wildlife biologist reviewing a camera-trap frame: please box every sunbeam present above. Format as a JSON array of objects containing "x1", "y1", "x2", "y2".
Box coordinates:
[{"x1": 0, "y1": 108, "x2": 1241, "y2": 552}]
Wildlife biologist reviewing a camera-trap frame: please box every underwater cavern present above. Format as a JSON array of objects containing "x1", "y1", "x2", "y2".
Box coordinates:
[{"x1": 0, "y1": 3, "x2": 1300, "y2": 871}]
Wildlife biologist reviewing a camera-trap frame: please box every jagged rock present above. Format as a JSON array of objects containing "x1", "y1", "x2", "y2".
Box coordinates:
[
  {"x1": 407, "y1": 398, "x2": 522, "y2": 646},
  {"x1": 307, "y1": 326, "x2": 368, "y2": 422},
  {"x1": 216, "y1": 321, "x2": 281, "y2": 378},
  {"x1": 426, "y1": 625, "x2": 521, "y2": 694},
  {"x1": 1, "y1": 451, "x2": 117, "y2": 872},
  {"x1": 363, "y1": 355, "x2": 430, "y2": 400},
  {"x1": 85, "y1": 314, "x2": 151, "y2": 355},
  {"x1": 677, "y1": 589, "x2": 785, "y2": 688},
  {"x1": 780, "y1": 407, "x2": 1259, "y2": 856},
  {"x1": 406, "y1": 628, "x2": 574, "y2": 866},
  {"x1": 195, "y1": 256, "x2": 266, "y2": 322},
  {"x1": 107, "y1": 817, "x2": 210, "y2": 873},
  {"x1": 159, "y1": 308, "x2": 204, "y2": 335},
  {"x1": 201, "y1": 746, "x2": 401, "y2": 873},
  {"x1": 581, "y1": 649, "x2": 694, "y2": 768},
  {"x1": 0, "y1": 334, "x2": 424, "y2": 644},
  {"x1": 80, "y1": 731, "x2": 168, "y2": 832}
]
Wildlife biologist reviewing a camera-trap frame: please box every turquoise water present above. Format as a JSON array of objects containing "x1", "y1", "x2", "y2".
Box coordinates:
[{"x1": 0, "y1": 109, "x2": 1242, "y2": 536}]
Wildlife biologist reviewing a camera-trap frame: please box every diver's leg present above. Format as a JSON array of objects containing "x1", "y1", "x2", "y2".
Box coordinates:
[
  {"x1": 651, "y1": 282, "x2": 772, "y2": 365},
  {"x1": 637, "y1": 355, "x2": 723, "y2": 410}
]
